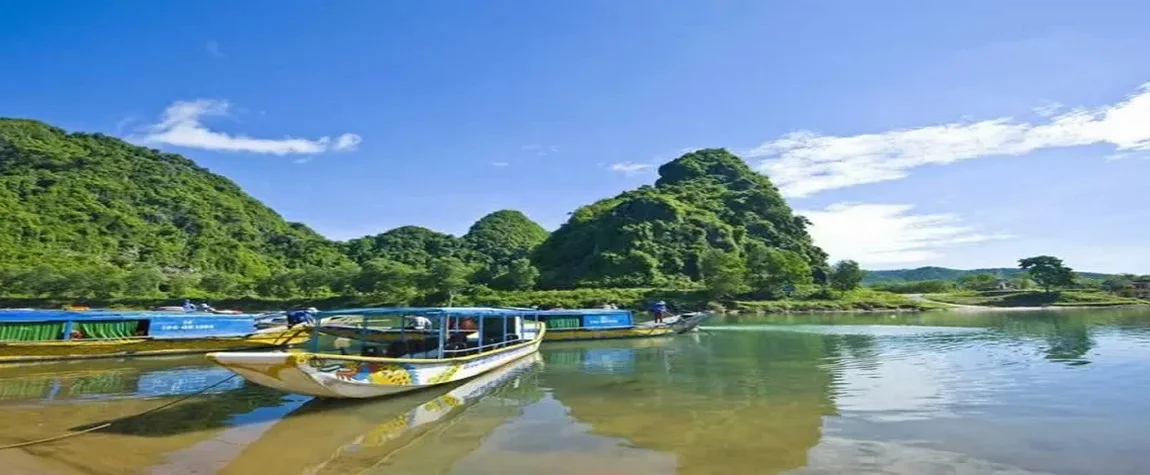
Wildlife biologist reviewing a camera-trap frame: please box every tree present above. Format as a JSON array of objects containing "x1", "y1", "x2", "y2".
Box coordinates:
[
  {"x1": 1018, "y1": 255, "x2": 1075, "y2": 293},
  {"x1": 422, "y1": 258, "x2": 473, "y2": 306},
  {"x1": 353, "y1": 259, "x2": 419, "y2": 303},
  {"x1": 124, "y1": 266, "x2": 166, "y2": 297},
  {"x1": 1101, "y1": 274, "x2": 1136, "y2": 293},
  {"x1": 957, "y1": 273, "x2": 999, "y2": 291},
  {"x1": 491, "y1": 258, "x2": 540, "y2": 291},
  {"x1": 699, "y1": 249, "x2": 748, "y2": 298},
  {"x1": 1008, "y1": 276, "x2": 1034, "y2": 290},
  {"x1": 746, "y1": 243, "x2": 812, "y2": 297},
  {"x1": 829, "y1": 260, "x2": 865, "y2": 293}
]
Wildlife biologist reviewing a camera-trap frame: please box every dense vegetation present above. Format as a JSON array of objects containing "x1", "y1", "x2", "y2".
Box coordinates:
[
  {"x1": 863, "y1": 266, "x2": 1113, "y2": 285},
  {"x1": 3, "y1": 120, "x2": 1136, "y2": 312},
  {"x1": 533, "y1": 149, "x2": 827, "y2": 288},
  {"x1": 912, "y1": 256, "x2": 1149, "y2": 308},
  {"x1": 0, "y1": 119, "x2": 350, "y2": 299}
]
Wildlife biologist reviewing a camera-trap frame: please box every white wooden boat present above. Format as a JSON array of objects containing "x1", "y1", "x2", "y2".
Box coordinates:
[{"x1": 207, "y1": 307, "x2": 545, "y2": 399}]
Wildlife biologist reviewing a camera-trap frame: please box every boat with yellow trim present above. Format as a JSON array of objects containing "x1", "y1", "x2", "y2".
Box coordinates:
[
  {"x1": 207, "y1": 307, "x2": 545, "y2": 399},
  {"x1": 313, "y1": 308, "x2": 709, "y2": 343},
  {"x1": 0, "y1": 310, "x2": 310, "y2": 363}
]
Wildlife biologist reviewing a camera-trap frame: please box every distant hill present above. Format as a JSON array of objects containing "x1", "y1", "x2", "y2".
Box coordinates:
[
  {"x1": 0, "y1": 118, "x2": 350, "y2": 278},
  {"x1": 532, "y1": 148, "x2": 827, "y2": 288},
  {"x1": 863, "y1": 266, "x2": 1114, "y2": 284}
]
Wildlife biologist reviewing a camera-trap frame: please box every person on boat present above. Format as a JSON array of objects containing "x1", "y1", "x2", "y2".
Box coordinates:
[
  {"x1": 198, "y1": 302, "x2": 216, "y2": 313},
  {"x1": 405, "y1": 315, "x2": 433, "y2": 330},
  {"x1": 652, "y1": 300, "x2": 667, "y2": 324},
  {"x1": 286, "y1": 307, "x2": 317, "y2": 327},
  {"x1": 181, "y1": 299, "x2": 196, "y2": 312}
]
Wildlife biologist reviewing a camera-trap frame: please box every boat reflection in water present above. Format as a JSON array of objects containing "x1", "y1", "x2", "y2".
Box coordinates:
[
  {"x1": 0, "y1": 357, "x2": 296, "y2": 474},
  {"x1": 0, "y1": 356, "x2": 245, "y2": 403},
  {"x1": 219, "y1": 352, "x2": 543, "y2": 474}
]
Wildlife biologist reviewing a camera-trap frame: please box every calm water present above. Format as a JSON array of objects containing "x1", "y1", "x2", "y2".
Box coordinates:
[{"x1": 3, "y1": 309, "x2": 1150, "y2": 474}]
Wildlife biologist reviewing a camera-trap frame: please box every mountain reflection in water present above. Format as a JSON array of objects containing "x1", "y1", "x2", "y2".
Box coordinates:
[{"x1": 0, "y1": 308, "x2": 1148, "y2": 474}]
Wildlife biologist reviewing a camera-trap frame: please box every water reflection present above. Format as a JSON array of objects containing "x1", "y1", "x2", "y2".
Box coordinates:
[
  {"x1": 2, "y1": 309, "x2": 1149, "y2": 474},
  {"x1": 0, "y1": 357, "x2": 244, "y2": 402},
  {"x1": 536, "y1": 333, "x2": 835, "y2": 474},
  {"x1": 219, "y1": 353, "x2": 543, "y2": 474}
]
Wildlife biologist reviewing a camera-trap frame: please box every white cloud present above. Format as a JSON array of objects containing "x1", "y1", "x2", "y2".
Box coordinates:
[
  {"x1": 206, "y1": 40, "x2": 226, "y2": 59},
  {"x1": 137, "y1": 99, "x2": 362, "y2": 155},
  {"x1": 799, "y1": 203, "x2": 1013, "y2": 265},
  {"x1": 1032, "y1": 101, "x2": 1063, "y2": 117},
  {"x1": 608, "y1": 162, "x2": 655, "y2": 174},
  {"x1": 750, "y1": 82, "x2": 1150, "y2": 197},
  {"x1": 491, "y1": 161, "x2": 510, "y2": 167},
  {"x1": 332, "y1": 133, "x2": 361, "y2": 151}
]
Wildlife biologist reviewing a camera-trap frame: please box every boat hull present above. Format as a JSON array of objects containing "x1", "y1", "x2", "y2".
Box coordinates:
[
  {"x1": 542, "y1": 326, "x2": 675, "y2": 342},
  {"x1": 208, "y1": 333, "x2": 544, "y2": 399},
  {"x1": 0, "y1": 327, "x2": 311, "y2": 363}
]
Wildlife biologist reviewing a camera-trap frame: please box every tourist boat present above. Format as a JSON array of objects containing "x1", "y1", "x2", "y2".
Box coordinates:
[
  {"x1": 0, "y1": 310, "x2": 311, "y2": 363},
  {"x1": 314, "y1": 308, "x2": 710, "y2": 344},
  {"x1": 207, "y1": 307, "x2": 546, "y2": 399},
  {"x1": 539, "y1": 308, "x2": 710, "y2": 341}
]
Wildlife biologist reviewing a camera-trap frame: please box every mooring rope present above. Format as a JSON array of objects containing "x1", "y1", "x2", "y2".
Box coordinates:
[
  {"x1": 0, "y1": 372, "x2": 241, "y2": 450},
  {"x1": 0, "y1": 322, "x2": 307, "y2": 451}
]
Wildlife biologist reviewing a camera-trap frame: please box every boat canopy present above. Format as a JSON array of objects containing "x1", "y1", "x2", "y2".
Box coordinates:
[
  {"x1": 308, "y1": 306, "x2": 543, "y2": 359},
  {"x1": 0, "y1": 310, "x2": 266, "y2": 342},
  {"x1": 314, "y1": 307, "x2": 537, "y2": 318},
  {"x1": 0, "y1": 309, "x2": 262, "y2": 322},
  {"x1": 531, "y1": 309, "x2": 634, "y2": 330}
]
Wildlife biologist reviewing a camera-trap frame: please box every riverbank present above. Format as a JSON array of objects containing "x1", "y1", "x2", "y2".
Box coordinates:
[
  {"x1": 0, "y1": 288, "x2": 939, "y2": 314},
  {"x1": 920, "y1": 290, "x2": 1148, "y2": 310}
]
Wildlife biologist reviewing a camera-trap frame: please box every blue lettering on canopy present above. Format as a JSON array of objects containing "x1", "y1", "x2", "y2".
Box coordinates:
[
  {"x1": 147, "y1": 316, "x2": 256, "y2": 339},
  {"x1": 582, "y1": 311, "x2": 633, "y2": 329}
]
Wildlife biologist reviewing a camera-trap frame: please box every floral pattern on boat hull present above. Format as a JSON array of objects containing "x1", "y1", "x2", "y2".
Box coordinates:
[{"x1": 333, "y1": 362, "x2": 415, "y2": 386}]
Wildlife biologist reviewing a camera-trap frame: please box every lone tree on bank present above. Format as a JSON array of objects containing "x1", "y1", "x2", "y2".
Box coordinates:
[
  {"x1": 829, "y1": 260, "x2": 865, "y2": 294},
  {"x1": 1018, "y1": 255, "x2": 1075, "y2": 293}
]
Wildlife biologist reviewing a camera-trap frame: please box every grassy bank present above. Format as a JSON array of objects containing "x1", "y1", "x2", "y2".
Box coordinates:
[
  {"x1": 0, "y1": 287, "x2": 935, "y2": 314},
  {"x1": 924, "y1": 290, "x2": 1147, "y2": 308},
  {"x1": 734, "y1": 288, "x2": 942, "y2": 313}
]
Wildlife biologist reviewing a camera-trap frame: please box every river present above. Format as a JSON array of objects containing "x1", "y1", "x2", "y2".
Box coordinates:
[{"x1": 1, "y1": 308, "x2": 1148, "y2": 474}]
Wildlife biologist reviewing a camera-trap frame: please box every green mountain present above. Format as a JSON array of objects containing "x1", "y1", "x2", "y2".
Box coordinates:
[
  {"x1": 342, "y1": 225, "x2": 467, "y2": 268},
  {"x1": 0, "y1": 119, "x2": 349, "y2": 279},
  {"x1": 863, "y1": 266, "x2": 1114, "y2": 284},
  {"x1": 532, "y1": 148, "x2": 827, "y2": 288},
  {"x1": 462, "y1": 210, "x2": 548, "y2": 267},
  {"x1": 342, "y1": 210, "x2": 549, "y2": 291}
]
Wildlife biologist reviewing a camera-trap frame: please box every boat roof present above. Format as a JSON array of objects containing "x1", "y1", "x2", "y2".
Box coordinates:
[
  {"x1": 0, "y1": 309, "x2": 261, "y2": 323},
  {"x1": 315, "y1": 307, "x2": 540, "y2": 318},
  {"x1": 533, "y1": 309, "x2": 632, "y2": 316}
]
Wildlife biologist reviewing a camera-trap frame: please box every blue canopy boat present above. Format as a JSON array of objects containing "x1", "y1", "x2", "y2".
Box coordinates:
[
  {"x1": 0, "y1": 309, "x2": 311, "y2": 363},
  {"x1": 207, "y1": 307, "x2": 545, "y2": 399}
]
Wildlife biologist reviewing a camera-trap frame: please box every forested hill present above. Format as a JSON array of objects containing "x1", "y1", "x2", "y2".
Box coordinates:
[
  {"x1": 0, "y1": 118, "x2": 349, "y2": 279},
  {"x1": 532, "y1": 148, "x2": 827, "y2": 288},
  {"x1": 863, "y1": 266, "x2": 1114, "y2": 284}
]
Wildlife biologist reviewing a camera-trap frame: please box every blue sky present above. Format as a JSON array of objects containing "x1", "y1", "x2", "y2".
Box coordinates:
[{"x1": 3, "y1": 1, "x2": 1149, "y2": 273}]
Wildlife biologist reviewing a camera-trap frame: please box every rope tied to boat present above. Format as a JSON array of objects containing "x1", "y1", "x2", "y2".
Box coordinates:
[{"x1": 0, "y1": 372, "x2": 241, "y2": 451}]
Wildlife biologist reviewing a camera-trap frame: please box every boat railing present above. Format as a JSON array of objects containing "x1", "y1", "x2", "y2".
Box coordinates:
[{"x1": 313, "y1": 308, "x2": 542, "y2": 359}]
